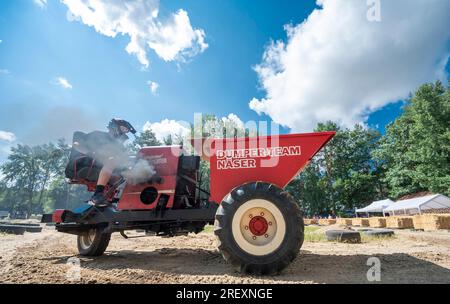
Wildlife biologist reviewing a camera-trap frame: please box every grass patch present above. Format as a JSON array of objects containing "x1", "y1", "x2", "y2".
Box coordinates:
[
  {"x1": 202, "y1": 225, "x2": 214, "y2": 233},
  {"x1": 304, "y1": 225, "x2": 327, "y2": 242},
  {"x1": 305, "y1": 225, "x2": 321, "y2": 233}
]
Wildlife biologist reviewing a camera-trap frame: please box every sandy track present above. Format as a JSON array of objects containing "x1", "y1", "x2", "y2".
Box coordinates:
[{"x1": 1, "y1": 226, "x2": 450, "y2": 284}]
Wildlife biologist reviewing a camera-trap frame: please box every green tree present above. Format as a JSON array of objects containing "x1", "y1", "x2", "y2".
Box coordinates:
[
  {"x1": 374, "y1": 81, "x2": 450, "y2": 198},
  {"x1": 287, "y1": 121, "x2": 383, "y2": 216},
  {"x1": 0, "y1": 139, "x2": 72, "y2": 217},
  {"x1": 1, "y1": 145, "x2": 43, "y2": 217},
  {"x1": 35, "y1": 143, "x2": 65, "y2": 213},
  {"x1": 130, "y1": 129, "x2": 161, "y2": 151},
  {"x1": 163, "y1": 134, "x2": 173, "y2": 145}
]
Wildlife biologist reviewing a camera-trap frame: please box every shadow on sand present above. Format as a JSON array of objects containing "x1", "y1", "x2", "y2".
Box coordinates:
[{"x1": 43, "y1": 248, "x2": 450, "y2": 284}]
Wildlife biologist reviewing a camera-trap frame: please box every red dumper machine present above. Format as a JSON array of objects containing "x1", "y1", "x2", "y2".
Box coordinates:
[{"x1": 42, "y1": 132, "x2": 334, "y2": 274}]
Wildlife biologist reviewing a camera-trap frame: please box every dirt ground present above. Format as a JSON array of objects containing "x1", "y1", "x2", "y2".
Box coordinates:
[{"x1": 1, "y1": 225, "x2": 450, "y2": 284}]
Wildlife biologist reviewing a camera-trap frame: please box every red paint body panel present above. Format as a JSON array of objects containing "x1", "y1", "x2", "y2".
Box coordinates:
[
  {"x1": 117, "y1": 146, "x2": 181, "y2": 210},
  {"x1": 52, "y1": 209, "x2": 65, "y2": 223},
  {"x1": 207, "y1": 132, "x2": 335, "y2": 203},
  {"x1": 117, "y1": 175, "x2": 177, "y2": 210},
  {"x1": 137, "y1": 146, "x2": 182, "y2": 176}
]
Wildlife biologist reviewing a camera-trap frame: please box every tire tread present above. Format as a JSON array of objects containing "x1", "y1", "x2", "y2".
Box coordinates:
[{"x1": 215, "y1": 182, "x2": 304, "y2": 275}]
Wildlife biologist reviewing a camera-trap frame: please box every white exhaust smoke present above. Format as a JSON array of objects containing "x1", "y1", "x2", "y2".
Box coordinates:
[
  {"x1": 72, "y1": 131, "x2": 156, "y2": 185},
  {"x1": 122, "y1": 159, "x2": 156, "y2": 185}
]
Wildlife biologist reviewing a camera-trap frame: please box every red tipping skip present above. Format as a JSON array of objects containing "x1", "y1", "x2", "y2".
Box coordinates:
[{"x1": 194, "y1": 132, "x2": 335, "y2": 203}]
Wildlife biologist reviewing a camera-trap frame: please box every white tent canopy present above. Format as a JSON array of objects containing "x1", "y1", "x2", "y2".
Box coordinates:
[
  {"x1": 383, "y1": 194, "x2": 450, "y2": 215},
  {"x1": 356, "y1": 199, "x2": 394, "y2": 213}
]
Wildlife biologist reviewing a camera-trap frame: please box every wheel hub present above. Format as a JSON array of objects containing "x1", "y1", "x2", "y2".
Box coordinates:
[
  {"x1": 80, "y1": 229, "x2": 96, "y2": 250},
  {"x1": 249, "y1": 216, "x2": 268, "y2": 236},
  {"x1": 230, "y1": 199, "x2": 287, "y2": 256},
  {"x1": 237, "y1": 205, "x2": 279, "y2": 248}
]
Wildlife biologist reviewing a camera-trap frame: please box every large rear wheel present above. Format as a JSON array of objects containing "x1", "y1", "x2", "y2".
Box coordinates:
[
  {"x1": 214, "y1": 182, "x2": 304, "y2": 275},
  {"x1": 77, "y1": 228, "x2": 111, "y2": 256}
]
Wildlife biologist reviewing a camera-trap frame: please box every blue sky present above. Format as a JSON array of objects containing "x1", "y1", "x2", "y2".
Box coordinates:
[
  {"x1": 0, "y1": 0, "x2": 449, "y2": 163},
  {"x1": 0, "y1": 1, "x2": 314, "y2": 132}
]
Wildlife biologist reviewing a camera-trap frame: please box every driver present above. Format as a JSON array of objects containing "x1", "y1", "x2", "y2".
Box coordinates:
[{"x1": 74, "y1": 118, "x2": 136, "y2": 207}]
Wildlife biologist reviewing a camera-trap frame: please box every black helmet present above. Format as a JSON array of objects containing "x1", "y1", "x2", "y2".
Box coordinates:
[{"x1": 108, "y1": 118, "x2": 137, "y2": 138}]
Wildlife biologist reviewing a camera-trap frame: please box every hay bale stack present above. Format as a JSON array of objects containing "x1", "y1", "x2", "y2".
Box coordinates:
[
  {"x1": 304, "y1": 219, "x2": 319, "y2": 225},
  {"x1": 368, "y1": 217, "x2": 386, "y2": 228},
  {"x1": 318, "y1": 219, "x2": 337, "y2": 226},
  {"x1": 385, "y1": 216, "x2": 414, "y2": 229},
  {"x1": 352, "y1": 218, "x2": 369, "y2": 227},
  {"x1": 337, "y1": 218, "x2": 352, "y2": 226},
  {"x1": 412, "y1": 215, "x2": 426, "y2": 230},
  {"x1": 413, "y1": 214, "x2": 450, "y2": 231}
]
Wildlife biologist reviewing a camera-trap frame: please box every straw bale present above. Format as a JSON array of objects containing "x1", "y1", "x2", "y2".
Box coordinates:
[
  {"x1": 386, "y1": 216, "x2": 414, "y2": 229},
  {"x1": 368, "y1": 217, "x2": 386, "y2": 228},
  {"x1": 413, "y1": 214, "x2": 450, "y2": 230}
]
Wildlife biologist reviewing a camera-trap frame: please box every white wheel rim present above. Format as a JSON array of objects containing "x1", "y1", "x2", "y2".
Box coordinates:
[
  {"x1": 80, "y1": 229, "x2": 96, "y2": 250},
  {"x1": 231, "y1": 199, "x2": 286, "y2": 256}
]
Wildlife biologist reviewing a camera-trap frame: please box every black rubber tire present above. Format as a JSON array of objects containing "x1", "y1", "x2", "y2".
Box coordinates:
[
  {"x1": 0, "y1": 225, "x2": 26, "y2": 235},
  {"x1": 214, "y1": 182, "x2": 304, "y2": 275},
  {"x1": 326, "y1": 230, "x2": 361, "y2": 243},
  {"x1": 77, "y1": 228, "x2": 111, "y2": 256},
  {"x1": 25, "y1": 226, "x2": 43, "y2": 233},
  {"x1": 356, "y1": 228, "x2": 373, "y2": 232},
  {"x1": 0, "y1": 222, "x2": 40, "y2": 227},
  {"x1": 363, "y1": 229, "x2": 395, "y2": 237}
]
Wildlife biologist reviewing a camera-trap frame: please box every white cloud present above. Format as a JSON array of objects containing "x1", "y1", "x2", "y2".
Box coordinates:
[
  {"x1": 199, "y1": 113, "x2": 250, "y2": 138},
  {"x1": 33, "y1": 0, "x2": 47, "y2": 8},
  {"x1": 142, "y1": 113, "x2": 252, "y2": 144},
  {"x1": 221, "y1": 113, "x2": 245, "y2": 130},
  {"x1": 61, "y1": 0, "x2": 208, "y2": 68},
  {"x1": 143, "y1": 119, "x2": 190, "y2": 142},
  {"x1": 250, "y1": 0, "x2": 450, "y2": 132},
  {"x1": 147, "y1": 81, "x2": 159, "y2": 95},
  {"x1": 0, "y1": 69, "x2": 9, "y2": 75},
  {"x1": 0, "y1": 131, "x2": 16, "y2": 163},
  {"x1": 0, "y1": 131, "x2": 16, "y2": 142},
  {"x1": 52, "y1": 77, "x2": 73, "y2": 89}
]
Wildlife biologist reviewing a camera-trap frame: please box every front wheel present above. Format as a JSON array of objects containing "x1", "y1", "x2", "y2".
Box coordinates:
[
  {"x1": 214, "y1": 182, "x2": 304, "y2": 275},
  {"x1": 77, "y1": 228, "x2": 111, "y2": 256}
]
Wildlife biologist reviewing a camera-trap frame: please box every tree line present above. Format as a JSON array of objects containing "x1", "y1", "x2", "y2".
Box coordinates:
[{"x1": 0, "y1": 81, "x2": 448, "y2": 218}]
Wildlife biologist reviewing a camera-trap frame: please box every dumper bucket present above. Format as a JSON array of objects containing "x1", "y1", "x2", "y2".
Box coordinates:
[{"x1": 193, "y1": 132, "x2": 335, "y2": 203}]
